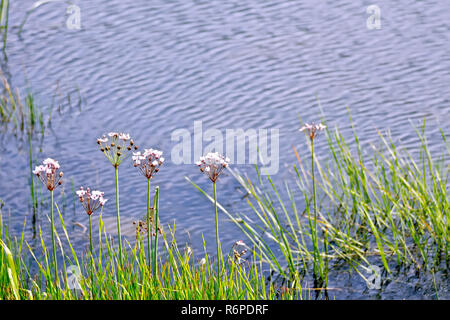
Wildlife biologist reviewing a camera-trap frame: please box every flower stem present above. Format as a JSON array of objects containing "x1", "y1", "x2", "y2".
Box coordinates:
[
  {"x1": 50, "y1": 189, "x2": 58, "y2": 282},
  {"x1": 152, "y1": 187, "x2": 159, "y2": 278},
  {"x1": 147, "y1": 178, "x2": 151, "y2": 267},
  {"x1": 89, "y1": 214, "x2": 93, "y2": 258},
  {"x1": 311, "y1": 139, "x2": 323, "y2": 283},
  {"x1": 89, "y1": 213, "x2": 94, "y2": 290},
  {"x1": 114, "y1": 165, "x2": 122, "y2": 260},
  {"x1": 213, "y1": 182, "x2": 221, "y2": 278}
]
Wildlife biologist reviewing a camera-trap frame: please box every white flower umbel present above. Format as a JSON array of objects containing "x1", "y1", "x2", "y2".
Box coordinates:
[
  {"x1": 33, "y1": 158, "x2": 63, "y2": 191},
  {"x1": 77, "y1": 187, "x2": 107, "y2": 216},
  {"x1": 97, "y1": 132, "x2": 137, "y2": 168},
  {"x1": 196, "y1": 152, "x2": 230, "y2": 183},
  {"x1": 299, "y1": 122, "x2": 326, "y2": 141},
  {"x1": 132, "y1": 148, "x2": 164, "y2": 180}
]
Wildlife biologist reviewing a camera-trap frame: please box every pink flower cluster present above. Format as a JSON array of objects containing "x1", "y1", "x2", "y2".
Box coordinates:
[
  {"x1": 76, "y1": 187, "x2": 107, "y2": 215},
  {"x1": 97, "y1": 132, "x2": 137, "y2": 167},
  {"x1": 299, "y1": 122, "x2": 327, "y2": 140},
  {"x1": 196, "y1": 152, "x2": 230, "y2": 183},
  {"x1": 33, "y1": 158, "x2": 63, "y2": 191},
  {"x1": 132, "y1": 148, "x2": 164, "y2": 179}
]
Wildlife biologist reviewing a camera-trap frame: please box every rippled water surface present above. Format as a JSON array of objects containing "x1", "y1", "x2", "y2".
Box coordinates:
[{"x1": 1, "y1": 0, "x2": 449, "y2": 299}]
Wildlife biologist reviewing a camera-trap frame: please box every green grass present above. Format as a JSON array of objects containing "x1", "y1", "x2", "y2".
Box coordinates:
[
  {"x1": 0, "y1": 0, "x2": 9, "y2": 52},
  {"x1": 0, "y1": 195, "x2": 296, "y2": 299}
]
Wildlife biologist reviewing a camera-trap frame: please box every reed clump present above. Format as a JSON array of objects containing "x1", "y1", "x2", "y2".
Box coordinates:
[{"x1": 192, "y1": 119, "x2": 448, "y2": 296}]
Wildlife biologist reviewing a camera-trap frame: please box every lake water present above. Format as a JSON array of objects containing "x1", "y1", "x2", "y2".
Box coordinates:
[{"x1": 1, "y1": 0, "x2": 449, "y2": 299}]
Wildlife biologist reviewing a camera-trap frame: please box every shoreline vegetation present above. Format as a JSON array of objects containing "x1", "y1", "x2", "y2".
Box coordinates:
[{"x1": 0, "y1": 80, "x2": 448, "y2": 300}]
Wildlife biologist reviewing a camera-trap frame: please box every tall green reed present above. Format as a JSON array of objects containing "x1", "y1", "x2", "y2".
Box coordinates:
[{"x1": 0, "y1": 0, "x2": 9, "y2": 52}]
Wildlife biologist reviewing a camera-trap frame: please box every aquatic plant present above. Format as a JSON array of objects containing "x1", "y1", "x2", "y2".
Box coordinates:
[
  {"x1": 0, "y1": 0, "x2": 9, "y2": 51},
  {"x1": 97, "y1": 132, "x2": 137, "y2": 258},
  {"x1": 299, "y1": 122, "x2": 327, "y2": 286},
  {"x1": 196, "y1": 152, "x2": 230, "y2": 277},
  {"x1": 132, "y1": 148, "x2": 164, "y2": 275},
  {"x1": 33, "y1": 158, "x2": 63, "y2": 282}
]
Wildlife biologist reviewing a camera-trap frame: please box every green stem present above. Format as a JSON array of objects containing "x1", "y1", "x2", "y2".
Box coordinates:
[
  {"x1": 50, "y1": 189, "x2": 57, "y2": 282},
  {"x1": 89, "y1": 214, "x2": 93, "y2": 258},
  {"x1": 147, "y1": 178, "x2": 151, "y2": 267},
  {"x1": 114, "y1": 165, "x2": 122, "y2": 260},
  {"x1": 311, "y1": 139, "x2": 323, "y2": 283},
  {"x1": 213, "y1": 182, "x2": 221, "y2": 278},
  {"x1": 28, "y1": 133, "x2": 36, "y2": 221},
  {"x1": 89, "y1": 213, "x2": 94, "y2": 291},
  {"x1": 312, "y1": 140, "x2": 316, "y2": 231},
  {"x1": 152, "y1": 187, "x2": 159, "y2": 278},
  {"x1": 311, "y1": 139, "x2": 318, "y2": 278}
]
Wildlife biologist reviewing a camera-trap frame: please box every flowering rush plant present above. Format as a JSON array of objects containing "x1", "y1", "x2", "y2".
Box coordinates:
[
  {"x1": 196, "y1": 152, "x2": 230, "y2": 183},
  {"x1": 299, "y1": 121, "x2": 327, "y2": 281},
  {"x1": 76, "y1": 187, "x2": 107, "y2": 216},
  {"x1": 299, "y1": 122, "x2": 327, "y2": 140},
  {"x1": 33, "y1": 157, "x2": 63, "y2": 280},
  {"x1": 97, "y1": 132, "x2": 138, "y2": 167},
  {"x1": 132, "y1": 148, "x2": 165, "y2": 180},
  {"x1": 33, "y1": 158, "x2": 63, "y2": 191}
]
